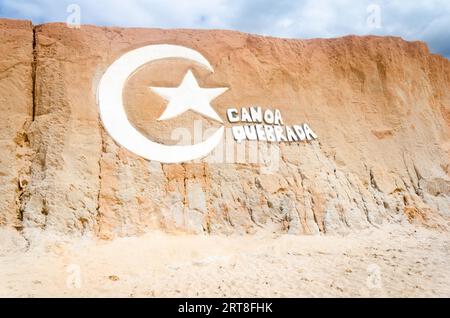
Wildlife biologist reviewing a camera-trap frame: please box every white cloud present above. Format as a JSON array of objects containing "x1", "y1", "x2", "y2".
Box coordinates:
[{"x1": 0, "y1": 0, "x2": 448, "y2": 57}]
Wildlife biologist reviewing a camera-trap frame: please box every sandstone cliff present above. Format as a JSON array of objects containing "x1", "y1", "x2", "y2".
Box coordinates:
[{"x1": 1, "y1": 19, "x2": 449, "y2": 240}]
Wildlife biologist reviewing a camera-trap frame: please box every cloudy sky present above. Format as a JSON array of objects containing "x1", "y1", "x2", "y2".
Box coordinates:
[{"x1": 1, "y1": 0, "x2": 449, "y2": 57}]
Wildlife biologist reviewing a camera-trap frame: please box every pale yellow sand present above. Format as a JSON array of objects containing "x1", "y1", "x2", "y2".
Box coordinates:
[{"x1": 0, "y1": 224, "x2": 449, "y2": 297}]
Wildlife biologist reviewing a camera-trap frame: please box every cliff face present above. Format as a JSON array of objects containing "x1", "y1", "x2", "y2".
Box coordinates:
[
  {"x1": 0, "y1": 19, "x2": 449, "y2": 239},
  {"x1": 0, "y1": 19, "x2": 34, "y2": 230}
]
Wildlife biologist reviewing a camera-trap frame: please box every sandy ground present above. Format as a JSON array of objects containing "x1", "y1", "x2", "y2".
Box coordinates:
[{"x1": 0, "y1": 224, "x2": 449, "y2": 297}]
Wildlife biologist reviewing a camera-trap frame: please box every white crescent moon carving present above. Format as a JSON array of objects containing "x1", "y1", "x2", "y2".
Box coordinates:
[{"x1": 97, "y1": 44, "x2": 224, "y2": 163}]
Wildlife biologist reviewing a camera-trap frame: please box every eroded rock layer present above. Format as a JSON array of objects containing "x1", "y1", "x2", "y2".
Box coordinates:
[{"x1": 1, "y1": 19, "x2": 449, "y2": 239}]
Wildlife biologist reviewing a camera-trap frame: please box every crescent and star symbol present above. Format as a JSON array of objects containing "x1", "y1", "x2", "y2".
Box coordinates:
[
  {"x1": 151, "y1": 70, "x2": 227, "y2": 123},
  {"x1": 97, "y1": 44, "x2": 227, "y2": 163}
]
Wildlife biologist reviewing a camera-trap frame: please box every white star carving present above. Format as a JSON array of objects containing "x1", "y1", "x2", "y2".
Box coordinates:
[{"x1": 150, "y1": 70, "x2": 228, "y2": 123}]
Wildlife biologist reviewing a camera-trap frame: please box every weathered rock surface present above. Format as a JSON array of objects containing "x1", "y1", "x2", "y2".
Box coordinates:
[
  {"x1": 0, "y1": 19, "x2": 33, "y2": 230},
  {"x1": 0, "y1": 19, "x2": 449, "y2": 240}
]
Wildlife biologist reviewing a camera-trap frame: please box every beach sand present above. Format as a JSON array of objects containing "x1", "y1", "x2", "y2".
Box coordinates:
[{"x1": 0, "y1": 224, "x2": 449, "y2": 297}]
